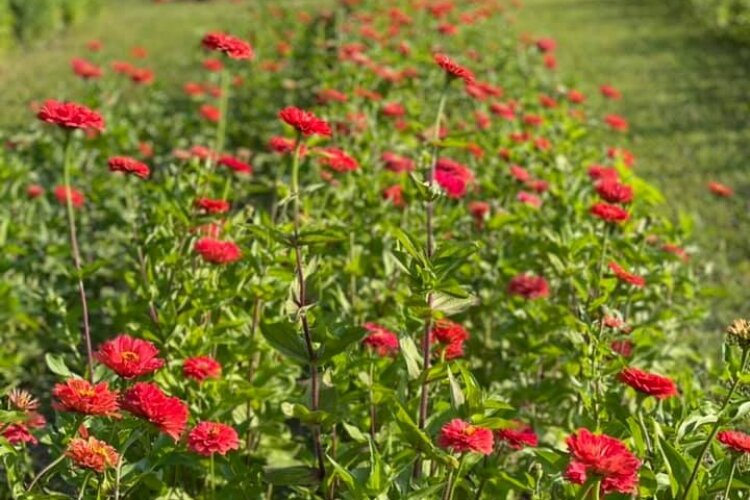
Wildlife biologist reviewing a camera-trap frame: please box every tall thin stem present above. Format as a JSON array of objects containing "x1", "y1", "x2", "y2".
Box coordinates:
[
  {"x1": 722, "y1": 454, "x2": 739, "y2": 499},
  {"x1": 290, "y1": 137, "x2": 326, "y2": 481},
  {"x1": 681, "y1": 348, "x2": 750, "y2": 499},
  {"x1": 414, "y1": 84, "x2": 448, "y2": 480},
  {"x1": 62, "y1": 134, "x2": 94, "y2": 381},
  {"x1": 27, "y1": 454, "x2": 66, "y2": 491}
]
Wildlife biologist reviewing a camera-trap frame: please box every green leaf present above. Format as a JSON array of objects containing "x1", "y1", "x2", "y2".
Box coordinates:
[
  {"x1": 400, "y1": 336, "x2": 422, "y2": 380},
  {"x1": 259, "y1": 320, "x2": 309, "y2": 364},
  {"x1": 263, "y1": 466, "x2": 320, "y2": 487},
  {"x1": 446, "y1": 365, "x2": 465, "y2": 410},
  {"x1": 389, "y1": 226, "x2": 427, "y2": 266},
  {"x1": 45, "y1": 353, "x2": 74, "y2": 378}
]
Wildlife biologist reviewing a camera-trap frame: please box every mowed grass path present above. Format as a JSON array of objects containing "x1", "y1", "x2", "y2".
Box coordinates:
[
  {"x1": 0, "y1": 0, "x2": 249, "y2": 125},
  {"x1": 516, "y1": 0, "x2": 750, "y2": 324}
]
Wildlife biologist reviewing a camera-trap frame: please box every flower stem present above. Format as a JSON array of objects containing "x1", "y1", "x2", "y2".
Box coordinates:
[
  {"x1": 27, "y1": 453, "x2": 66, "y2": 492},
  {"x1": 722, "y1": 454, "x2": 739, "y2": 499},
  {"x1": 290, "y1": 137, "x2": 327, "y2": 482},
  {"x1": 209, "y1": 453, "x2": 215, "y2": 499},
  {"x1": 414, "y1": 85, "x2": 448, "y2": 480},
  {"x1": 441, "y1": 454, "x2": 465, "y2": 500},
  {"x1": 681, "y1": 347, "x2": 750, "y2": 499},
  {"x1": 62, "y1": 134, "x2": 94, "y2": 381},
  {"x1": 369, "y1": 359, "x2": 377, "y2": 442}
]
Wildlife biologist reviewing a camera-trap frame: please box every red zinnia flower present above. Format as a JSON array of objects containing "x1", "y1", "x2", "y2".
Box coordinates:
[
  {"x1": 218, "y1": 155, "x2": 253, "y2": 175},
  {"x1": 708, "y1": 181, "x2": 733, "y2": 198},
  {"x1": 433, "y1": 53, "x2": 474, "y2": 83},
  {"x1": 382, "y1": 102, "x2": 405, "y2": 118},
  {"x1": 604, "y1": 114, "x2": 629, "y2": 132},
  {"x1": 316, "y1": 88, "x2": 348, "y2": 104},
  {"x1": 596, "y1": 179, "x2": 633, "y2": 204},
  {"x1": 468, "y1": 201, "x2": 490, "y2": 227},
  {"x1": 188, "y1": 421, "x2": 240, "y2": 456},
  {"x1": 278, "y1": 107, "x2": 332, "y2": 137},
  {"x1": 543, "y1": 54, "x2": 557, "y2": 69},
  {"x1": 536, "y1": 37, "x2": 556, "y2": 52},
  {"x1": 121, "y1": 383, "x2": 189, "y2": 440},
  {"x1": 37, "y1": 100, "x2": 104, "y2": 131},
  {"x1": 66, "y1": 437, "x2": 119, "y2": 473},
  {"x1": 430, "y1": 319, "x2": 469, "y2": 360},
  {"x1": 54, "y1": 185, "x2": 85, "y2": 208},
  {"x1": 565, "y1": 428, "x2": 640, "y2": 494},
  {"x1": 317, "y1": 147, "x2": 358, "y2": 172},
  {"x1": 717, "y1": 430, "x2": 750, "y2": 454},
  {"x1": 112, "y1": 61, "x2": 135, "y2": 75},
  {"x1": 438, "y1": 419, "x2": 493, "y2": 455},
  {"x1": 200, "y1": 104, "x2": 221, "y2": 123},
  {"x1": 71, "y1": 58, "x2": 103, "y2": 79},
  {"x1": 567, "y1": 89, "x2": 586, "y2": 104},
  {"x1": 435, "y1": 158, "x2": 474, "y2": 198},
  {"x1": 590, "y1": 202, "x2": 629, "y2": 224},
  {"x1": 588, "y1": 165, "x2": 619, "y2": 181},
  {"x1": 194, "y1": 198, "x2": 230, "y2": 214},
  {"x1": 362, "y1": 323, "x2": 400, "y2": 356},
  {"x1": 108, "y1": 156, "x2": 150, "y2": 179},
  {"x1": 183, "y1": 356, "x2": 222, "y2": 382},
  {"x1": 130, "y1": 46, "x2": 148, "y2": 59},
  {"x1": 130, "y1": 68, "x2": 155, "y2": 85},
  {"x1": 381, "y1": 152, "x2": 414, "y2": 173},
  {"x1": 86, "y1": 39, "x2": 102, "y2": 52},
  {"x1": 2, "y1": 424, "x2": 37, "y2": 445},
  {"x1": 52, "y1": 379, "x2": 119, "y2": 416},
  {"x1": 201, "y1": 32, "x2": 254, "y2": 60},
  {"x1": 496, "y1": 421, "x2": 538, "y2": 449},
  {"x1": 268, "y1": 136, "x2": 303, "y2": 155},
  {"x1": 382, "y1": 184, "x2": 405, "y2": 208},
  {"x1": 618, "y1": 367, "x2": 677, "y2": 399},
  {"x1": 600, "y1": 84, "x2": 622, "y2": 100},
  {"x1": 608, "y1": 261, "x2": 646, "y2": 287},
  {"x1": 194, "y1": 238, "x2": 241, "y2": 264},
  {"x1": 26, "y1": 184, "x2": 44, "y2": 199},
  {"x1": 517, "y1": 191, "x2": 542, "y2": 208},
  {"x1": 95, "y1": 334, "x2": 165, "y2": 379},
  {"x1": 203, "y1": 58, "x2": 224, "y2": 72},
  {"x1": 612, "y1": 340, "x2": 634, "y2": 357},
  {"x1": 508, "y1": 274, "x2": 549, "y2": 299}
]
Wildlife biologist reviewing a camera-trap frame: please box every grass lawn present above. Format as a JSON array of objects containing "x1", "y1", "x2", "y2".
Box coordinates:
[{"x1": 515, "y1": 0, "x2": 750, "y2": 327}]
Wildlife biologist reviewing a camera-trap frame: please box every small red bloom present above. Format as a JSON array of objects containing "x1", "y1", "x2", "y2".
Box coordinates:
[
  {"x1": 194, "y1": 198, "x2": 230, "y2": 214},
  {"x1": 536, "y1": 37, "x2": 556, "y2": 52},
  {"x1": 468, "y1": 201, "x2": 490, "y2": 227},
  {"x1": 52, "y1": 379, "x2": 119, "y2": 417},
  {"x1": 218, "y1": 154, "x2": 252, "y2": 175},
  {"x1": 121, "y1": 383, "x2": 189, "y2": 440},
  {"x1": 662, "y1": 243, "x2": 690, "y2": 262},
  {"x1": 508, "y1": 274, "x2": 549, "y2": 299},
  {"x1": 543, "y1": 54, "x2": 557, "y2": 69},
  {"x1": 717, "y1": 430, "x2": 750, "y2": 454},
  {"x1": 86, "y1": 39, "x2": 102, "y2": 52},
  {"x1": 604, "y1": 114, "x2": 629, "y2": 132},
  {"x1": 608, "y1": 147, "x2": 635, "y2": 167},
  {"x1": 600, "y1": 84, "x2": 622, "y2": 100},
  {"x1": 590, "y1": 202, "x2": 629, "y2": 223},
  {"x1": 268, "y1": 136, "x2": 304, "y2": 155},
  {"x1": 66, "y1": 437, "x2": 119, "y2": 473},
  {"x1": 496, "y1": 421, "x2": 538, "y2": 449},
  {"x1": 596, "y1": 179, "x2": 633, "y2": 204},
  {"x1": 435, "y1": 158, "x2": 474, "y2": 198},
  {"x1": 317, "y1": 147, "x2": 358, "y2": 172},
  {"x1": 433, "y1": 53, "x2": 474, "y2": 83},
  {"x1": 201, "y1": 32, "x2": 254, "y2": 60},
  {"x1": 362, "y1": 323, "x2": 400, "y2": 356},
  {"x1": 108, "y1": 156, "x2": 150, "y2": 179},
  {"x1": 618, "y1": 367, "x2": 677, "y2": 399},
  {"x1": 71, "y1": 58, "x2": 103, "y2": 79},
  {"x1": 567, "y1": 89, "x2": 586, "y2": 104},
  {"x1": 54, "y1": 185, "x2": 85, "y2": 208},
  {"x1": 509, "y1": 165, "x2": 531, "y2": 183},
  {"x1": 203, "y1": 58, "x2": 223, "y2": 72},
  {"x1": 708, "y1": 181, "x2": 733, "y2": 198},
  {"x1": 438, "y1": 419, "x2": 493, "y2": 455},
  {"x1": 517, "y1": 191, "x2": 542, "y2": 208},
  {"x1": 130, "y1": 67, "x2": 155, "y2": 85},
  {"x1": 382, "y1": 102, "x2": 405, "y2": 118},
  {"x1": 565, "y1": 428, "x2": 640, "y2": 494},
  {"x1": 608, "y1": 261, "x2": 646, "y2": 287},
  {"x1": 95, "y1": 334, "x2": 164, "y2": 379},
  {"x1": 316, "y1": 88, "x2": 348, "y2": 104},
  {"x1": 2, "y1": 424, "x2": 37, "y2": 445},
  {"x1": 588, "y1": 165, "x2": 619, "y2": 181},
  {"x1": 183, "y1": 356, "x2": 222, "y2": 382},
  {"x1": 611, "y1": 340, "x2": 634, "y2": 357},
  {"x1": 37, "y1": 100, "x2": 104, "y2": 131},
  {"x1": 194, "y1": 237, "x2": 241, "y2": 264},
  {"x1": 381, "y1": 152, "x2": 414, "y2": 173},
  {"x1": 200, "y1": 104, "x2": 221, "y2": 123},
  {"x1": 130, "y1": 46, "x2": 148, "y2": 59},
  {"x1": 430, "y1": 319, "x2": 469, "y2": 360},
  {"x1": 26, "y1": 184, "x2": 44, "y2": 199},
  {"x1": 112, "y1": 61, "x2": 135, "y2": 75},
  {"x1": 278, "y1": 107, "x2": 332, "y2": 137},
  {"x1": 188, "y1": 421, "x2": 240, "y2": 456},
  {"x1": 490, "y1": 102, "x2": 516, "y2": 120},
  {"x1": 382, "y1": 184, "x2": 405, "y2": 208}
]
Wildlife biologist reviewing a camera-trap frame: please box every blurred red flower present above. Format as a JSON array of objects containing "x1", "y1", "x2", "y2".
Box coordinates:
[
  {"x1": 608, "y1": 261, "x2": 646, "y2": 287},
  {"x1": 618, "y1": 367, "x2": 677, "y2": 399},
  {"x1": 95, "y1": 334, "x2": 164, "y2": 379},
  {"x1": 122, "y1": 382, "x2": 189, "y2": 440},
  {"x1": 194, "y1": 198, "x2": 230, "y2": 214},
  {"x1": 496, "y1": 422, "x2": 538, "y2": 449},
  {"x1": 188, "y1": 421, "x2": 240, "y2": 456},
  {"x1": 438, "y1": 419, "x2": 493, "y2": 454},
  {"x1": 317, "y1": 147, "x2": 359, "y2": 172},
  {"x1": 565, "y1": 428, "x2": 640, "y2": 494},
  {"x1": 435, "y1": 158, "x2": 474, "y2": 198},
  {"x1": 600, "y1": 84, "x2": 622, "y2": 100},
  {"x1": 604, "y1": 114, "x2": 629, "y2": 132},
  {"x1": 596, "y1": 179, "x2": 633, "y2": 204},
  {"x1": 108, "y1": 156, "x2": 150, "y2": 179},
  {"x1": 508, "y1": 273, "x2": 549, "y2": 299},
  {"x1": 218, "y1": 154, "x2": 253, "y2": 175},
  {"x1": 66, "y1": 437, "x2": 119, "y2": 472},
  {"x1": 362, "y1": 323, "x2": 400, "y2": 356},
  {"x1": 38, "y1": 100, "x2": 104, "y2": 131},
  {"x1": 183, "y1": 356, "x2": 222, "y2": 382},
  {"x1": 382, "y1": 184, "x2": 405, "y2": 208},
  {"x1": 194, "y1": 237, "x2": 241, "y2": 264},
  {"x1": 590, "y1": 202, "x2": 629, "y2": 223},
  {"x1": 71, "y1": 58, "x2": 103, "y2": 79},
  {"x1": 381, "y1": 152, "x2": 414, "y2": 173},
  {"x1": 201, "y1": 32, "x2": 254, "y2": 60},
  {"x1": 52, "y1": 379, "x2": 119, "y2": 417},
  {"x1": 279, "y1": 107, "x2": 332, "y2": 137},
  {"x1": 433, "y1": 53, "x2": 475, "y2": 83},
  {"x1": 54, "y1": 185, "x2": 85, "y2": 209},
  {"x1": 717, "y1": 430, "x2": 750, "y2": 454},
  {"x1": 708, "y1": 181, "x2": 733, "y2": 198}
]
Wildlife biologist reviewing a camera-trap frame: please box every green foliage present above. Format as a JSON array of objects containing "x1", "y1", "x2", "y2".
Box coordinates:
[{"x1": 10, "y1": 0, "x2": 63, "y2": 43}]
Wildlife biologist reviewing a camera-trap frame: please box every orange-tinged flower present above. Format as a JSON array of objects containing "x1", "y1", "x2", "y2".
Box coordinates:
[
  {"x1": 66, "y1": 437, "x2": 119, "y2": 473},
  {"x1": 52, "y1": 379, "x2": 119, "y2": 417},
  {"x1": 565, "y1": 428, "x2": 640, "y2": 494},
  {"x1": 95, "y1": 334, "x2": 164, "y2": 379},
  {"x1": 183, "y1": 356, "x2": 222, "y2": 382},
  {"x1": 438, "y1": 419, "x2": 493, "y2": 454}
]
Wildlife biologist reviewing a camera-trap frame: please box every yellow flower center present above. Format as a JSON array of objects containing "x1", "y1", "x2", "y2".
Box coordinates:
[
  {"x1": 464, "y1": 425, "x2": 477, "y2": 436},
  {"x1": 121, "y1": 351, "x2": 140, "y2": 362}
]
